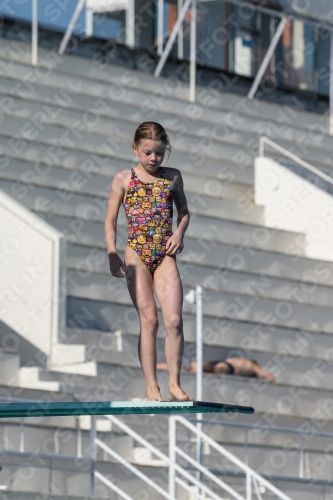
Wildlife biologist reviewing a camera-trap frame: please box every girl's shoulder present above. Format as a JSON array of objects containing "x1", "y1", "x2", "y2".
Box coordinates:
[{"x1": 113, "y1": 168, "x2": 132, "y2": 188}]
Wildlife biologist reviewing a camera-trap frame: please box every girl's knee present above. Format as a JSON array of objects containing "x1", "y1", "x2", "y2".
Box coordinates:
[
  {"x1": 140, "y1": 310, "x2": 159, "y2": 331},
  {"x1": 165, "y1": 315, "x2": 182, "y2": 335}
]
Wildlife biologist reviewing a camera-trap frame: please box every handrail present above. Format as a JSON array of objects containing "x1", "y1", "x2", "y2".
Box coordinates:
[
  {"x1": 172, "y1": 415, "x2": 292, "y2": 500},
  {"x1": 58, "y1": 0, "x2": 86, "y2": 55},
  {"x1": 95, "y1": 438, "x2": 171, "y2": 499},
  {"x1": 94, "y1": 470, "x2": 133, "y2": 500},
  {"x1": 259, "y1": 136, "x2": 333, "y2": 187},
  {"x1": 176, "y1": 446, "x2": 244, "y2": 500},
  {"x1": 105, "y1": 414, "x2": 291, "y2": 500},
  {"x1": 188, "y1": 417, "x2": 333, "y2": 439},
  {"x1": 104, "y1": 415, "x2": 249, "y2": 500}
]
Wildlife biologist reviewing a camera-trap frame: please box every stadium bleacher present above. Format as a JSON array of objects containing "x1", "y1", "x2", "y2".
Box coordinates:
[{"x1": 1, "y1": 35, "x2": 333, "y2": 499}]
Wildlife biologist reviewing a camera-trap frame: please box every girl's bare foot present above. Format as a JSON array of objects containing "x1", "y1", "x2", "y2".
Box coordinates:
[
  {"x1": 146, "y1": 385, "x2": 163, "y2": 401},
  {"x1": 168, "y1": 384, "x2": 194, "y2": 402}
]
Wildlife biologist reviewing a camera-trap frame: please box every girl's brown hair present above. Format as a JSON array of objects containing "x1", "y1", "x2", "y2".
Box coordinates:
[{"x1": 132, "y1": 122, "x2": 172, "y2": 161}]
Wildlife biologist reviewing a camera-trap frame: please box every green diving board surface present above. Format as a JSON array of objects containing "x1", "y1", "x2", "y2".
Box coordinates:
[{"x1": 0, "y1": 401, "x2": 254, "y2": 418}]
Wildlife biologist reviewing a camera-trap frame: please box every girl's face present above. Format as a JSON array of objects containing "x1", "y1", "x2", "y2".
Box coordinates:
[{"x1": 133, "y1": 139, "x2": 166, "y2": 174}]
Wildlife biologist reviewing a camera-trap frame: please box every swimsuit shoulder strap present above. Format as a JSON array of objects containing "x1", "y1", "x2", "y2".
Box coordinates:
[{"x1": 130, "y1": 168, "x2": 137, "y2": 180}]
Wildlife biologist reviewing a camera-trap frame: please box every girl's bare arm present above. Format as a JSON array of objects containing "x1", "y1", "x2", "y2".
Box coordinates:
[{"x1": 104, "y1": 171, "x2": 128, "y2": 277}]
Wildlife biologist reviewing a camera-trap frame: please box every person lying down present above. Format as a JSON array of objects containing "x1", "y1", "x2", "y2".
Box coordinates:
[{"x1": 157, "y1": 357, "x2": 275, "y2": 382}]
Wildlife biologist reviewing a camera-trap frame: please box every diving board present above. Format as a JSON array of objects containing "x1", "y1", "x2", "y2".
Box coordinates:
[{"x1": 0, "y1": 401, "x2": 254, "y2": 418}]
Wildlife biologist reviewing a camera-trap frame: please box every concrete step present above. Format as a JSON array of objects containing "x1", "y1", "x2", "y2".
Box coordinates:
[
  {"x1": 0, "y1": 134, "x2": 254, "y2": 187},
  {"x1": 66, "y1": 272, "x2": 333, "y2": 334},
  {"x1": 40, "y1": 365, "x2": 132, "y2": 400},
  {"x1": 67, "y1": 240, "x2": 333, "y2": 287},
  {"x1": 1, "y1": 78, "x2": 332, "y2": 164},
  {"x1": 0, "y1": 384, "x2": 73, "y2": 403},
  {"x1": 64, "y1": 323, "x2": 333, "y2": 366},
  {"x1": 0, "y1": 489, "x2": 109, "y2": 500},
  {"x1": 18, "y1": 367, "x2": 60, "y2": 392},
  {"x1": 0, "y1": 352, "x2": 20, "y2": 386},
  {"x1": 129, "y1": 439, "x2": 333, "y2": 482},
  {"x1": 0, "y1": 182, "x2": 294, "y2": 254},
  {"x1": 0, "y1": 459, "x2": 320, "y2": 500},
  {"x1": 73, "y1": 339, "x2": 333, "y2": 392},
  {"x1": 25, "y1": 207, "x2": 304, "y2": 257},
  {"x1": 71, "y1": 385, "x2": 129, "y2": 403},
  {"x1": 2, "y1": 107, "x2": 331, "y2": 176},
  {"x1": 0, "y1": 421, "x2": 86, "y2": 456},
  {"x1": 0, "y1": 155, "x2": 253, "y2": 205},
  {"x1": 65, "y1": 244, "x2": 333, "y2": 309},
  {"x1": 38, "y1": 362, "x2": 333, "y2": 422},
  {"x1": 0, "y1": 70, "x2": 324, "y2": 152},
  {"x1": 66, "y1": 298, "x2": 333, "y2": 360},
  {"x1": 117, "y1": 412, "x2": 333, "y2": 455},
  {"x1": 0, "y1": 112, "x2": 256, "y2": 179},
  {"x1": 0, "y1": 171, "x2": 263, "y2": 225},
  {"x1": 0, "y1": 41, "x2": 329, "y2": 138},
  {"x1": 11, "y1": 424, "x2": 133, "y2": 459},
  {"x1": 0, "y1": 459, "x2": 166, "y2": 499},
  {"x1": 0, "y1": 492, "x2": 111, "y2": 500}
]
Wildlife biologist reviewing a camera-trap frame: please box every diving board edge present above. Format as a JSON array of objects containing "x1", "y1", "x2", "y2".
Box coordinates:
[{"x1": 0, "y1": 400, "x2": 254, "y2": 418}]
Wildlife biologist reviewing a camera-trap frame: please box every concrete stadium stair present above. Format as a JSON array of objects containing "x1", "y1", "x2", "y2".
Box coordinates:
[{"x1": 2, "y1": 37, "x2": 333, "y2": 499}]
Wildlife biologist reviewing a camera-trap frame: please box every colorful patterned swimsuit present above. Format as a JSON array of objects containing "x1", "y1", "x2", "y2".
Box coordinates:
[{"x1": 124, "y1": 167, "x2": 173, "y2": 273}]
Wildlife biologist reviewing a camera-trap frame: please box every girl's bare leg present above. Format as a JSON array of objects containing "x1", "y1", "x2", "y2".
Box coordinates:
[
  {"x1": 125, "y1": 247, "x2": 162, "y2": 401},
  {"x1": 154, "y1": 256, "x2": 193, "y2": 401}
]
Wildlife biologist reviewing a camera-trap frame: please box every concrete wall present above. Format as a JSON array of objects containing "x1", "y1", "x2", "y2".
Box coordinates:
[
  {"x1": 0, "y1": 189, "x2": 66, "y2": 368},
  {"x1": 255, "y1": 156, "x2": 333, "y2": 261}
]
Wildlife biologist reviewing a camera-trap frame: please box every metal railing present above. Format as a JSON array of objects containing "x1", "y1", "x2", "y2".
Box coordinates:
[
  {"x1": 259, "y1": 136, "x2": 333, "y2": 187},
  {"x1": 187, "y1": 418, "x2": 333, "y2": 482},
  {"x1": 169, "y1": 416, "x2": 292, "y2": 500},
  {"x1": 29, "y1": 0, "x2": 333, "y2": 111},
  {"x1": 98, "y1": 414, "x2": 291, "y2": 500}
]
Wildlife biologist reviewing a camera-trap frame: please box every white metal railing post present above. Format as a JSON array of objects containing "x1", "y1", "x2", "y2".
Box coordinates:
[
  {"x1": 248, "y1": 15, "x2": 287, "y2": 100},
  {"x1": 90, "y1": 415, "x2": 97, "y2": 497},
  {"x1": 330, "y1": 31, "x2": 333, "y2": 135},
  {"x1": 19, "y1": 418, "x2": 24, "y2": 453},
  {"x1": 31, "y1": 0, "x2": 38, "y2": 66},
  {"x1": 49, "y1": 458, "x2": 53, "y2": 494},
  {"x1": 246, "y1": 472, "x2": 252, "y2": 500},
  {"x1": 177, "y1": 0, "x2": 184, "y2": 58},
  {"x1": 253, "y1": 477, "x2": 263, "y2": 500},
  {"x1": 196, "y1": 285, "x2": 203, "y2": 483},
  {"x1": 157, "y1": 0, "x2": 164, "y2": 56},
  {"x1": 77, "y1": 416, "x2": 82, "y2": 458},
  {"x1": 126, "y1": 0, "x2": 135, "y2": 47},
  {"x1": 196, "y1": 285, "x2": 203, "y2": 403},
  {"x1": 169, "y1": 416, "x2": 176, "y2": 498},
  {"x1": 299, "y1": 435, "x2": 304, "y2": 479},
  {"x1": 58, "y1": 0, "x2": 86, "y2": 55},
  {"x1": 189, "y1": 0, "x2": 196, "y2": 102},
  {"x1": 244, "y1": 429, "x2": 249, "y2": 466}
]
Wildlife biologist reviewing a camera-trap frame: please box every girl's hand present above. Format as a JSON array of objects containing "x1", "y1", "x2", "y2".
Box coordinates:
[
  {"x1": 165, "y1": 232, "x2": 184, "y2": 256},
  {"x1": 108, "y1": 252, "x2": 126, "y2": 278}
]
